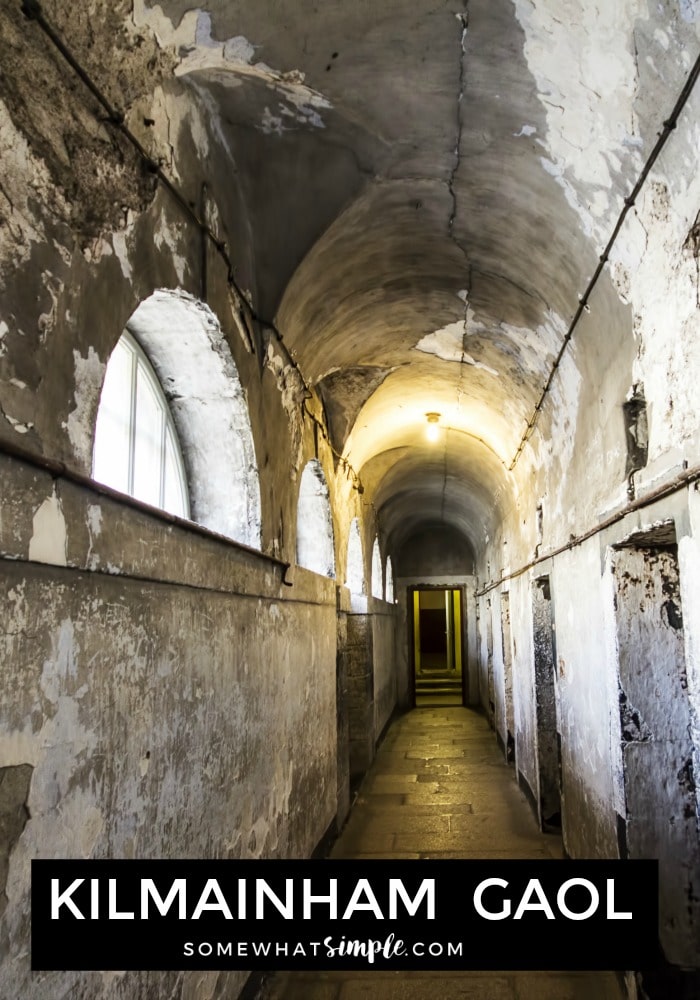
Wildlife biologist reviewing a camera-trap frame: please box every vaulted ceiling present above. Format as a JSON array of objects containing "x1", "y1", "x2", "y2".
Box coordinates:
[{"x1": 139, "y1": 0, "x2": 699, "y2": 557}]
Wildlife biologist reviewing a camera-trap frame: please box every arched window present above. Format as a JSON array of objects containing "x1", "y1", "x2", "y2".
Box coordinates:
[
  {"x1": 297, "y1": 460, "x2": 335, "y2": 577},
  {"x1": 385, "y1": 555, "x2": 395, "y2": 602},
  {"x1": 93, "y1": 331, "x2": 189, "y2": 517},
  {"x1": 94, "y1": 290, "x2": 262, "y2": 548},
  {"x1": 346, "y1": 517, "x2": 365, "y2": 595},
  {"x1": 370, "y1": 537, "x2": 383, "y2": 599}
]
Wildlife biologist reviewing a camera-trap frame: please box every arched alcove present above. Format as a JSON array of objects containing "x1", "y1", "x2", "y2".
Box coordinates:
[
  {"x1": 345, "y1": 517, "x2": 365, "y2": 595},
  {"x1": 385, "y1": 555, "x2": 395, "y2": 603},
  {"x1": 370, "y1": 537, "x2": 383, "y2": 599},
  {"x1": 116, "y1": 289, "x2": 262, "y2": 548},
  {"x1": 296, "y1": 459, "x2": 335, "y2": 577}
]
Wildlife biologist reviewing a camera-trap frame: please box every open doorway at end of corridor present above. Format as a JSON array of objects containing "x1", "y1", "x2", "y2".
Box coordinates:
[{"x1": 409, "y1": 587, "x2": 465, "y2": 707}]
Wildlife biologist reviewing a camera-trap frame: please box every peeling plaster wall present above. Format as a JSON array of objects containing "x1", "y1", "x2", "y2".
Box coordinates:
[
  {"x1": 0, "y1": 20, "x2": 398, "y2": 992},
  {"x1": 547, "y1": 542, "x2": 621, "y2": 859},
  {"x1": 0, "y1": 53, "x2": 307, "y2": 565},
  {"x1": 0, "y1": 455, "x2": 339, "y2": 1000},
  {"x1": 467, "y1": 3, "x2": 700, "y2": 887},
  {"x1": 486, "y1": 487, "x2": 700, "y2": 876},
  {"x1": 611, "y1": 535, "x2": 699, "y2": 965}
]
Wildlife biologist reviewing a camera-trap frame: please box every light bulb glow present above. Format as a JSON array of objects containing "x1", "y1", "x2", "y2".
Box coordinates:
[{"x1": 425, "y1": 412, "x2": 441, "y2": 443}]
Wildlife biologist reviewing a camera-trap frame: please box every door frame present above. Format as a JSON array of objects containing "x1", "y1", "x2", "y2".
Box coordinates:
[{"x1": 407, "y1": 584, "x2": 467, "y2": 707}]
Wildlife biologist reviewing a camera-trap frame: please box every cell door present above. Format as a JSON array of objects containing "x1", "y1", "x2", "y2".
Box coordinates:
[{"x1": 613, "y1": 539, "x2": 699, "y2": 968}]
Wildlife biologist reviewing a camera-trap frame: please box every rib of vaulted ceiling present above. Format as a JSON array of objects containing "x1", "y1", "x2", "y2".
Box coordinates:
[{"x1": 141, "y1": 0, "x2": 697, "y2": 559}]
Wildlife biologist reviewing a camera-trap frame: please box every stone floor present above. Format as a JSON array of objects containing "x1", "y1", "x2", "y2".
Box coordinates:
[{"x1": 254, "y1": 706, "x2": 625, "y2": 1000}]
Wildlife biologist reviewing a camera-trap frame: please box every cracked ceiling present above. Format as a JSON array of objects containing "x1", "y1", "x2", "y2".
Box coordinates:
[
  {"x1": 172, "y1": 0, "x2": 693, "y2": 556},
  {"x1": 6, "y1": 0, "x2": 700, "y2": 560}
]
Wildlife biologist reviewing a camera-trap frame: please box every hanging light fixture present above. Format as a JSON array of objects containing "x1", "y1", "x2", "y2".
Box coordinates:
[{"x1": 425, "y1": 412, "x2": 441, "y2": 443}]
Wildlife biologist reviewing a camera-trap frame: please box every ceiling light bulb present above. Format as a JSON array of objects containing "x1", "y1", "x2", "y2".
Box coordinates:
[{"x1": 425, "y1": 412, "x2": 441, "y2": 442}]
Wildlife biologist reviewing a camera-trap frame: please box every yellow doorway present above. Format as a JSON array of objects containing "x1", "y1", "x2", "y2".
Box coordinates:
[{"x1": 411, "y1": 588, "x2": 464, "y2": 706}]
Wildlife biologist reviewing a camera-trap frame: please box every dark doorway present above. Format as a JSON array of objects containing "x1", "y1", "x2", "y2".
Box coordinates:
[
  {"x1": 420, "y1": 605, "x2": 448, "y2": 664},
  {"x1": 409, "y1": 587, "x2": 464, "y2": 706},
  {"x1": 500, "y1": 592, "x2": 515, "y2": 765}
]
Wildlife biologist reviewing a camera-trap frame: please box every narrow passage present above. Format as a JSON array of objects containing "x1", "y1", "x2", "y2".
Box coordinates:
[{"x1": 258, "y1": 706, "x2": 623, "y2": 999}]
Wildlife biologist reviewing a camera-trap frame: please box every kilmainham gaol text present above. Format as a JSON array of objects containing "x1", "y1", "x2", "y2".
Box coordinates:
[{"x1": 49, "y1": 876, "x2": 633, "y2": 923}]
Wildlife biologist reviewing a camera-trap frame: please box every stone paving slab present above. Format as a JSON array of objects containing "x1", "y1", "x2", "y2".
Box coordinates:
[
  {"x1": 354, "y1": 793, "x2": 407, "y2": 808},
  {"x1": 363, "y1": 775, "x2": 420, "y2": 791},
  {"x1": 352, "y1": 801, "x2": 475, "y2": 817}
]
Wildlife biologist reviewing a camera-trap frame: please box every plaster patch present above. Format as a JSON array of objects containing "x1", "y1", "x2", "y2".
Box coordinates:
[
  {"x1": 414, "y1": 323, "x2": 499, "y2": 375},
  {"x1": 51, "y1": 239, "x2": 72, "y2": 267},
  {"x1": 82, "y1": 237, "x2": 114, "y2": 267},
  {"x1": 513, "y1": 124, "x2": 537, "y2": 137},
  {"x1": 38, "y1": 271, "x2": 63, "y2": 341},
  {"x1": 111, "y1": 230, "x2": 133, "y2": 281},
  {"x1": 264, "y1": 341, "x2": 306, "y2": 468},
  {"x1": 153, "y1": 216, "x2": 187, "y2": 283},
  {"x1": 223, "y1": 36, "x2": 257, "y2": 63},
  {"x1": 187, "y1": 81, "x2": 231, "y2": 158},
  {"x1": 624, "y1": 182, "x2": 700, "y2": 460},
  {"x1": 86, "y1": 504, "x2": 103, "y2": 569},
  {"x1": 134, "y1": 5, "x2": 331, "y2": 131},
  {"x1": 260, "y1": 107, "x2": 286, "y2": 136},
  {"x1": 491, "y1": 308, "x2": 566, "y2": 378},
  {"x1": 28, "y1": 489, "x2": 67, "y2": 567},
  {"x1": 259, "y1": 100, "x2": 328, "y2": 134},
  {"x1": 514, "y1": 0, "x2": 645, "y2": 245},
  {"x1": 539, "y1": 157, "x2": 596, "y2": 238},
  {"x1": 63, "y1": 346, "x2": 106, "y2": 469},
  {"x1": 5, "y1": 415, "x2": 33, "y2": 434},
  {"x1": 139, "y1": 85, "x2": 181, "y2": 181},
  {"x1": 132, "y1": 0, "x2": 201, "y2": 48},
  {"x1": 87, "y1": 504, "x2": 103, "y2": 539}
]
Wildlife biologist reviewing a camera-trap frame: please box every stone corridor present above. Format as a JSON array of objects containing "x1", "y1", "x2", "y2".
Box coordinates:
[
  {"x1": 2, "y1": 2, "x2": 699, "y2": 997},
  {"x1": 257, "y1": 707, "x2": 623, "y2": 1000}
]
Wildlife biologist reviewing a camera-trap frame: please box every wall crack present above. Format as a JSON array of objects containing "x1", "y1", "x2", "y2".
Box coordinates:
[{"x1": 447, "y1": 7, "x2": 469, "y2": 250}]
